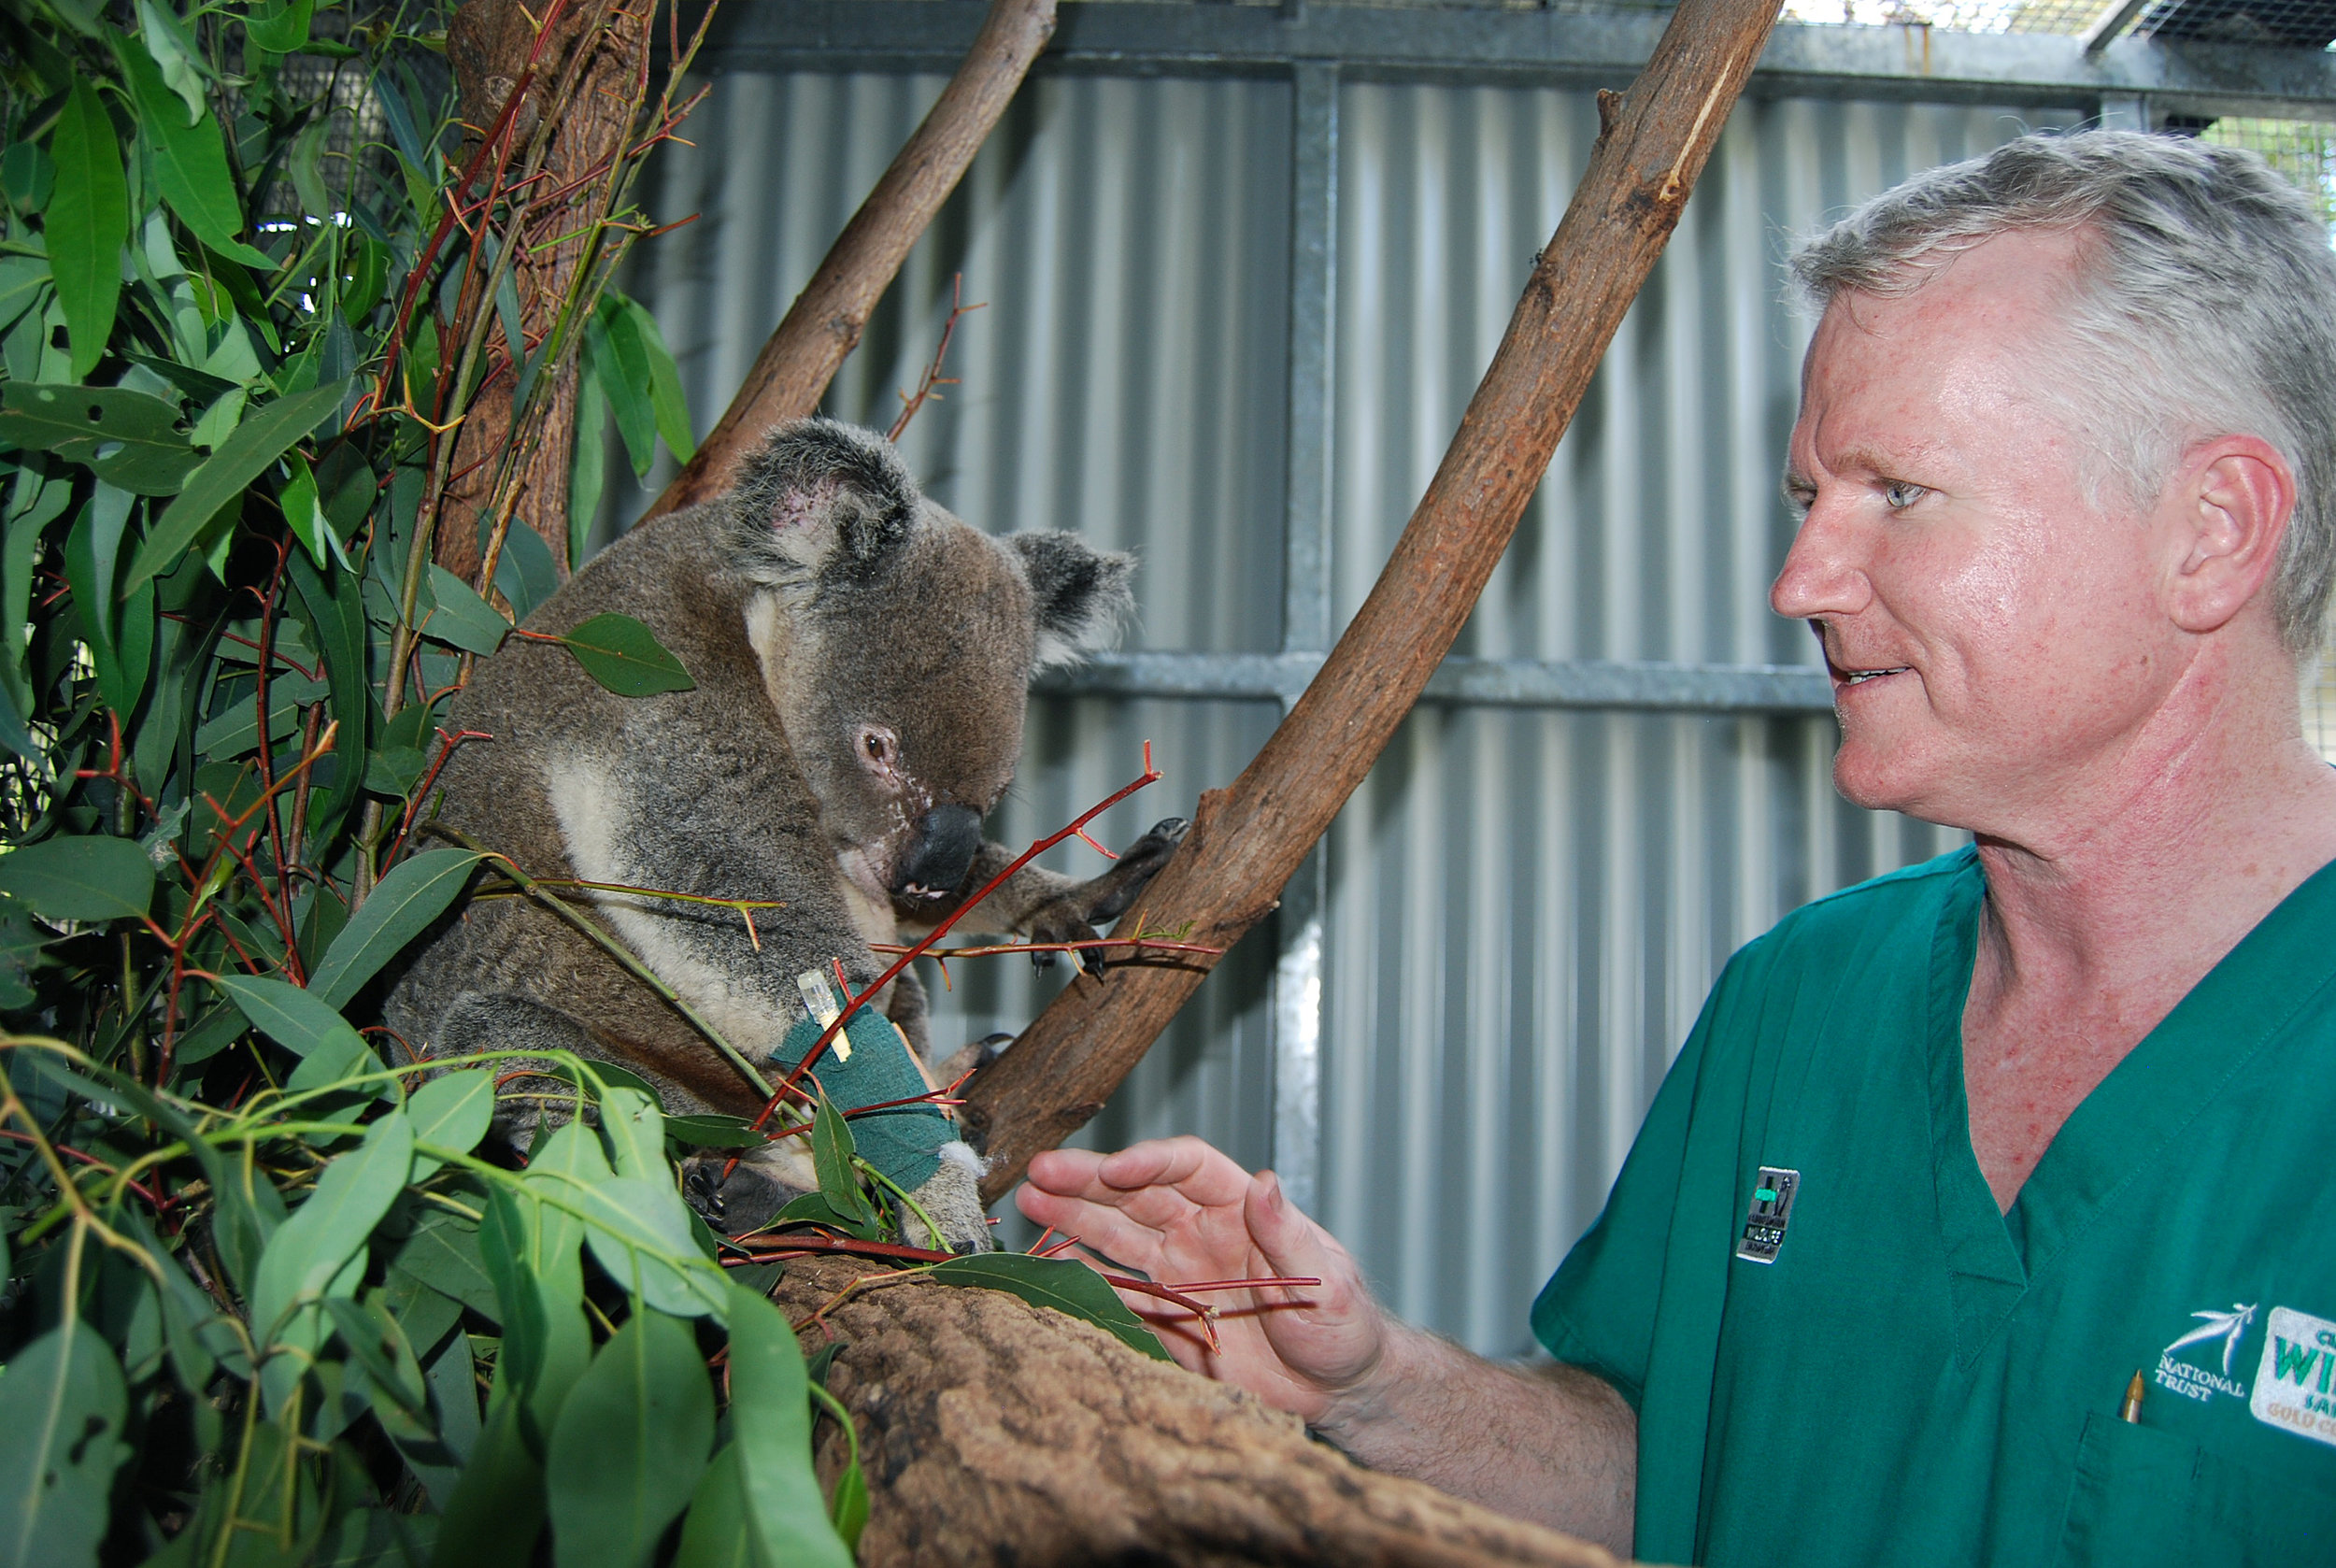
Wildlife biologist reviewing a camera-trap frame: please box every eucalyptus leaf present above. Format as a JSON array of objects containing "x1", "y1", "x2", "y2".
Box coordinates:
[
  {"x1": 420, "y1": 564, "x2": 511, "y2": 655},
  {"x1": 247, "y1": 0, "x2": 317, "y2": 53},
  {"x1": 545, "y1": 1309, "x2": 715, "y2": 1568},
  {"x1": 45, "y1": 80, "x2": 124, "y2": 379},
  {"x1": 624, "y1": 295, "x2": 695, "y2": 464},
  {"x1": 769, "y1": 1191, "x2": 872, "y2": 1236},
  {"x1": 0, "y1": 834, "x2": 155, "y2": 922},
  {"x1": 406, "y1": 1068, "x2": 492, "y2": 1181},
  {"x1": 0, "y1": 383, "x2": 192, "y2": 496},
  {"x1": 0, "y1": 1318, "x2": 131, "y2": 1568},
  {"x1": 167, "y1": 1004, "x2": 245, "y2": 1067},
  {"x1": 323, "y1": 1294, "x2": 430, "y2": 1420},
  {"x1": 117, "y1": 33, "x2": 274, "y2": 268},
  {"x1": 0, "y1": 897, "x2": 50, "y2": 1007},
  {"x1": 0, "y1": 145, "x2": 53, "y2": 216},
  {"x1": 249, "y1": 1110, "x2": 413, "y2": 1345},
  {"x1": 491, "y1": 516, "x2": 559, "y2": 623},
  {"x1": 126, "y1": 378, "x2": 352, "y2": 594},
  {"x1": 0, "y1": 679, "x2": 36, "y2": 770},
  {"x1": 588, "y1": 294, "x2": 657, "y2": 479},
  {"x1": 664, "y1": 1113, "x2": 764, "y2": 1150},
  {"x1": 811, "y1": 1096, "x2": 871, "y2": 1227},
  {"x1": 670, "y1": 1444, "x2": 761, "y2": 1568},
  {"x1": 212, "y1": 972, "x2": 371, "y2": 1063},
  {"x1": 192, "y1": 691, "x2": 299, "y2": 759},
  {"x1": 558, "y1": 612, "x2": 694, "y2": 697},
  {"x1": 389, "y1": 1210, "x2": 499, "y2": 1321},
  {"x1": 308, "y1": 848, "x2": 484, "y2": 1007},
  {"x1": 575, "y1": 1176, "x2": 733, "y2": 1322},
  {"x1": 597, "y1": 1083, "x2": 666, "y2": 1180},
  {"x1": 431, "y1": 1395, "x2": 546, "y2": 1568},
  {"x1": 135, "y1": 0, "x2": 207, "y2": 122},
  {"x1": 929, "y1": 1251, "x2": 1176, "y2": 1362},
  {"x1": 723, "y1": 1283, "x2": 854, "y2": 1568}
]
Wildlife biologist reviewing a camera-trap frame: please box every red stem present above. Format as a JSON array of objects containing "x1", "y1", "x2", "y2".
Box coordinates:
[
  {"x1": 0, "y1": 1129, "x2": 169, "y2": 1208},
  {"x1": 748, "y1": 742, "x2": 1162, "y2": 1132},
  {"x1": 385, "y1": 729, "x2": 494, "y2": 867},
  {"x1": 367, "y1": 0, "x2": 577, "y2": 423}
]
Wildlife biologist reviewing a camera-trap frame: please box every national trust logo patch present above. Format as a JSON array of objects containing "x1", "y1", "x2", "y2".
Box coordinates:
[{"x1": 2250, "y1": 1305, "x2": 2336, "y2": 1448}]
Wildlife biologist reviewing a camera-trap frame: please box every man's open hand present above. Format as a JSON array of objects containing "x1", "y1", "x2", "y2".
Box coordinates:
[{"x1": 1016, "y1": 1136, "x2": 1384, "y2": 1424}]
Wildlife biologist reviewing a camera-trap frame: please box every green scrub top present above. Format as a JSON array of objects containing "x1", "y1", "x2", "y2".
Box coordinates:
[{"x1": 1532, "y1": 848, "x2": 2336, "y2": 1567}]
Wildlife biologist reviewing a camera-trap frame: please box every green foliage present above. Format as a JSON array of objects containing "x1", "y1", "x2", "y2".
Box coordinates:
[
  {"x1": 0, "y1": 4, "x2": 881, "y2": 1563},
  {"x1": 0, "y1": 9, "x2": 1184, "y2": 1564}
]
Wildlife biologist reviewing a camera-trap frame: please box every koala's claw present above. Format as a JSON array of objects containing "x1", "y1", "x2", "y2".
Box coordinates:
[
  {"x1": 1080, "y1": 816, "x2": 1190, "y2": 925},
  {"x1": 682, "y1": 1160, "x2": 728, "y2": 1227},
  {"x1": 930, "y1": 1032, "x2": 1012, "y2": 1089}
]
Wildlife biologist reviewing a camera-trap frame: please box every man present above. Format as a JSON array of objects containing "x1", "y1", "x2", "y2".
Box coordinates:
[{"x1": 1017, "y1": 131, "x2": 2336, "y2": 1564}]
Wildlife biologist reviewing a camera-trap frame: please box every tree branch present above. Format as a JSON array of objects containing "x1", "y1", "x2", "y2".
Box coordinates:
[
  {"x1": 639, "y1": 0, "x2": 1056, "y2": 521},
  {"x1": 965, "y1": 0, "x2": 1787, "y2": 1205},
  {"x1": 770, "y1": 1258, "x2": 1633, "y2": 1568}
]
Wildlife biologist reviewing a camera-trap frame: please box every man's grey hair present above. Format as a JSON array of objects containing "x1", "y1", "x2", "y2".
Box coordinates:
[{"x1": 1789, "y1": 129, "x2": 2336, "y2": 658}]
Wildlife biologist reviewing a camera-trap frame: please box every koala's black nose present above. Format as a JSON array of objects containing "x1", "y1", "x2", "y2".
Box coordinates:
[{"x1": 894, "y1": 804, "x2": 983, "y2": 900}]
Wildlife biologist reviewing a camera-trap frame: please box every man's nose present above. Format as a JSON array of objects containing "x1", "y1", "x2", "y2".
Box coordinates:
[{"x1": 1769, "y1": 499, "x2": 1871, "y2": 622}]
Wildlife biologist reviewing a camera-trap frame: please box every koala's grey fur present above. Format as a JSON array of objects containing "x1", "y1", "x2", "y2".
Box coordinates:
[{"x1": 385, "y1": 420, "x2": 1187, "y2": 1251}]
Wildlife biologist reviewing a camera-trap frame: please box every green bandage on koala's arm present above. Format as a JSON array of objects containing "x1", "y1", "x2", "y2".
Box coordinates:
[{"x1": 775, "y1": 1008, "x2": 953, "y2": 1194}]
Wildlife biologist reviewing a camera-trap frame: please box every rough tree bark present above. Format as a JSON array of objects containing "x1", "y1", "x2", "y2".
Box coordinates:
[
  {"x1": 965, "y1": 0, "x2": 1788, "y2": 1205},
  {"x1": 773, "y1": 1260, "x2": 1634, "y2": 1568},
  {"x1": 636, "y1": 0, "x2": 1058, "y2": 521},
  {"x1": 438, "y1": 0, "x2": 649, "y2": 583}
]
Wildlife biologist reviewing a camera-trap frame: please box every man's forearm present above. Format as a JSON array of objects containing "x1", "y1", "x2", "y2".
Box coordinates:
[{"x1": 1309, "y1": 1322, "x2": 1638, "y2": 1555}]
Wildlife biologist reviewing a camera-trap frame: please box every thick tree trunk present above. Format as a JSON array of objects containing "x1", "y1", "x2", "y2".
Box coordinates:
[
  {"x1": 637, "y1": 0, "x2": 1057, "y2": 522},
  {"x1": 439, "y1": 0, "x2": 648, "y2": 583},
  {"x1": 966, "y1": 0, "x2": 1787, "y2": 1205},
  {"x1": 771, "y1": 1260, "x2": 1632, "y2": 1568}
]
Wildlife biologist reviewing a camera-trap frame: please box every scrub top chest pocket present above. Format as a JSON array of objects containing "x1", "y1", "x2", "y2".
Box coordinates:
[{"x1": 2052, "y1": 1410, "x2": 2336, "y2": 1568}]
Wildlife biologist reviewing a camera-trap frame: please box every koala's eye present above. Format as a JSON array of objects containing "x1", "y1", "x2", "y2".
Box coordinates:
[{"x1": 857, "y1": 726, "x2": 898, "y2": 775}]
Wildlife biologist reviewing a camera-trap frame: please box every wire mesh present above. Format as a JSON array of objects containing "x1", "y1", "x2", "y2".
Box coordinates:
[
  {"x1": 1776, "y1": 0, "x2": 2106, "y2": 30},
  {"x1": 2139, "y1": 0, "x2": 2336, "y2": 46}
]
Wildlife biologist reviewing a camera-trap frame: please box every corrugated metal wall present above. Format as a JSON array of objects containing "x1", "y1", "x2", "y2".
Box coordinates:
[{"x1": 607, "y1": 71, "x2": 2076, "y2": 1353}]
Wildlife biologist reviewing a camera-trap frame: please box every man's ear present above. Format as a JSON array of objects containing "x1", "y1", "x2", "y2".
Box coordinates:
[
  {"x1": 2164, "y1": 435, "x2": 2295, "y2": 636},
  {"x1": 730, "y1": 419, "x2": 919, "y2": 592},
  {"x1": 1009, "y1": 532, "x2": 1135, "y2": 672}
]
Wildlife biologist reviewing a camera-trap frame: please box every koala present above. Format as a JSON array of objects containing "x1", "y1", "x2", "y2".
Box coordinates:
[{"x1": 385, "y1": 420, "x2": 1188, "y2": 1251}]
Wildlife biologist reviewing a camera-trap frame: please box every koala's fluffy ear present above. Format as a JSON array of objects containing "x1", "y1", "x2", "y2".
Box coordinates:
[
  {"x1": 1010, "y1": 532, "x2": 1135, "y2": 672},
  {"x1": 729, "y1": 419, "x2": 919, "y2": 594}
]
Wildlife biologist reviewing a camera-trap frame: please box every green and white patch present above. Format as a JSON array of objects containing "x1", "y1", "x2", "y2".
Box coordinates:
[{"x1": 2250, "y1": 1305, "x2": 2336, "y2": 1448}]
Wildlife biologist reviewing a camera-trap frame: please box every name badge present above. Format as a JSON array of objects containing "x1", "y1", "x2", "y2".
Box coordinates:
[{"x1": 1735, "y1": 1166, "x2": 1801, "y2": 1264}]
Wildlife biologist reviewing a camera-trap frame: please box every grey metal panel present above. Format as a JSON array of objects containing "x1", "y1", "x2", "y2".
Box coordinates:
[
  {"x1": 613, "y1": 67, "x2": 2052, "y2": 1349},
  {"x1": 1314, "y1": 83, "x2": 2045, "y2": 1348},
  {"x1": 1033, "y1": 650, "x2": 1839, "y2": 708},
  {"x1": 609, "y1": 70, "x2": 1294, "y2": 657}
]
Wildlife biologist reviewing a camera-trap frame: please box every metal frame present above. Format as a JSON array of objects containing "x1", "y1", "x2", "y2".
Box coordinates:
[
  {"x1": 703, "y1": 0, "x2": 2336, "y2": 1205},
  {"x1": 693, "y1": 2, "x2": 2336, "y2": 122}
]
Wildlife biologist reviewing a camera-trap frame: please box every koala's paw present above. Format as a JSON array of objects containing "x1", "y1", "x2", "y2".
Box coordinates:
[
  {"x1": 681, "y1": 1151, "x2": 801, "y2": 1238},
  {"x1": 930, "y1": 1031, "x2": 1014, "y2": 1088},
  {"x1": 682, "y1": 1159, "x2": 729, "y2": 1228},
  {"x1": 1085, "y1": 817, "x2": 1190, "y2": 923},
  {"x1": 901, "y1": 1142, "x2": 994, "y2": 1254},
  {"x1": 1030, "y1": 817, "x2": 1193, "y2": 976}
]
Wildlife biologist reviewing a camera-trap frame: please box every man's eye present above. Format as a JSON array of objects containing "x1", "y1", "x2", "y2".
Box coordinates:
[{"x1": 1883, "y1": 480, "x2": 1927, "y2": 510}]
